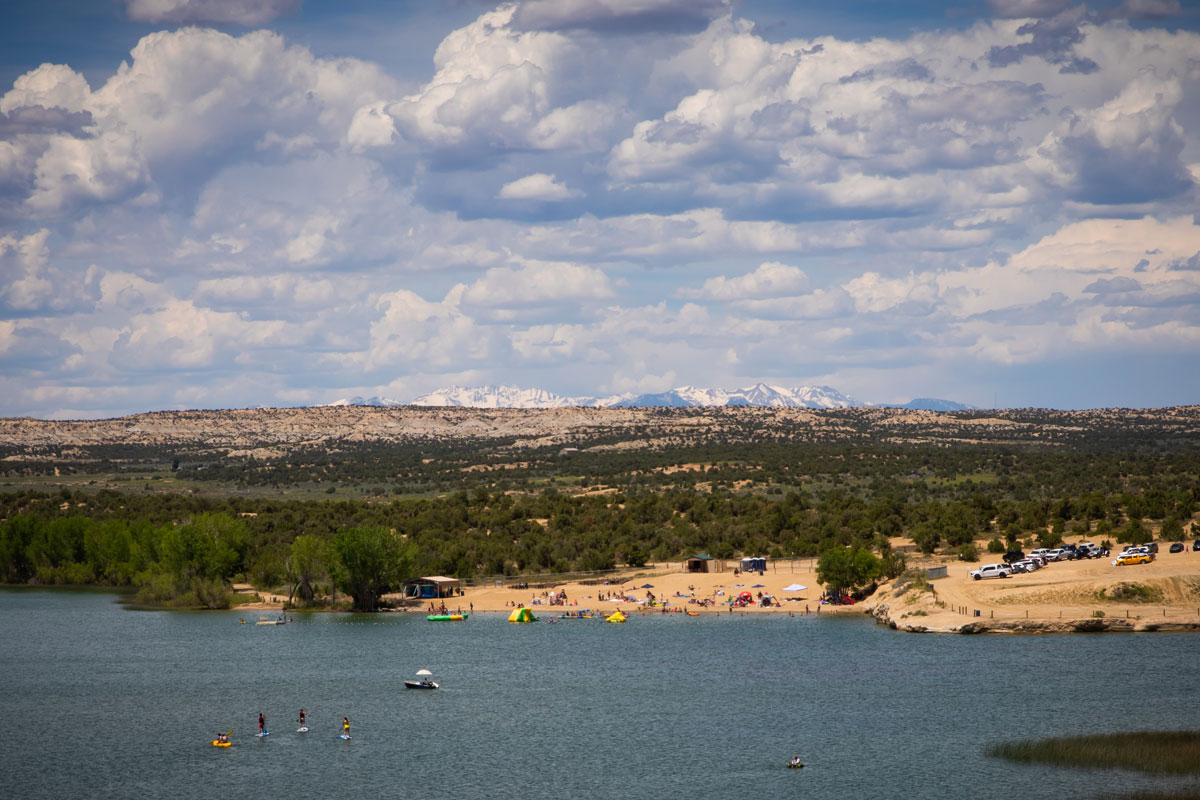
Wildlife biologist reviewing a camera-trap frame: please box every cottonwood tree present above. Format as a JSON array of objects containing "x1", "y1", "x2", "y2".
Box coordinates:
[{"x1": 329, "y1": 525, "x2": 415, "y2": 612}]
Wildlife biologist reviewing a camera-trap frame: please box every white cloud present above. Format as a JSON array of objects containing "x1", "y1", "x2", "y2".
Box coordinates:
[
  {"x1": 497, "y1": 172, "x2": 582, "y2": 201},
  {"x1": 124, "y1": 0, "x2": 298, "y2": 25},
  {"x1": 678, "y1": 261, "x2": 809, "y2": 300},
  {"x1": 512, "y1": 0, "x2": 730, "y2": 33},
  {"x1": 461, "y1": 259, "x2": 615, "y2": 309}
]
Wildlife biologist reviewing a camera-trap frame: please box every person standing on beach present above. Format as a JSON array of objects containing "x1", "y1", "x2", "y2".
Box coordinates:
[{"x1": 258, "y1": 712, "x2": 266, "y2": 735}]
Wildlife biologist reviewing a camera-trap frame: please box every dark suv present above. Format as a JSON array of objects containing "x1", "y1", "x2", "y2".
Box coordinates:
[{"x1": 1002, "y1": 550, "x2": 1025, "y2": 564}]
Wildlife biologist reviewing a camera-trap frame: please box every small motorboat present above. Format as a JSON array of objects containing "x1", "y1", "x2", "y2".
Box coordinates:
[{"x1": 404, "y1": 668, "x2": 439, "y2": 690}]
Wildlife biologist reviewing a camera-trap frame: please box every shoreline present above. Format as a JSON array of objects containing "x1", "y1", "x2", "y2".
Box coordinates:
[{"x1": 11, "y1": 545, "x2": 1199, "y2": 635}]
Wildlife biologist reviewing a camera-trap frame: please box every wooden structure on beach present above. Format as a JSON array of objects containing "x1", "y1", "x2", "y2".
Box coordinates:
[
  {"x1": 401, "y1": 576, "x2": 461, "y2": 599},
  {"x1": 684, "y1": 555, "x2": 724, "y2": 573}
]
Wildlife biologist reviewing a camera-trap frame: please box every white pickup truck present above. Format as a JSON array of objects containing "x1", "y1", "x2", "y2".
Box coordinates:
[{"x1": 969, "y1": 563, "x2": 1012, "y2": 580}]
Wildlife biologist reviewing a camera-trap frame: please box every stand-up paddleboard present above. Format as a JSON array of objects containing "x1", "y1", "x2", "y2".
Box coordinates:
[
  {"x1": 256, "y1": 732, "x2": 269, "y2": 737},
  {"x1": 339, "y1": 734, "x2": 351, "y2": 740},
  {"x1": 297, "y1": 726, "x2": 309, "y2": 733}
]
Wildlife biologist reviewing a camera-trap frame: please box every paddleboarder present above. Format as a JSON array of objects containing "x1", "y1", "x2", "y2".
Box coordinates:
[
  {"x1": 342, "y1": 716, "x2": 350, "y2": 738},
  {"x1": 258, "y1": 712, "x2": 266, "y2": 736},
  {"x1": 298, "y1": 709, "x2": 307, "y2": 730}
]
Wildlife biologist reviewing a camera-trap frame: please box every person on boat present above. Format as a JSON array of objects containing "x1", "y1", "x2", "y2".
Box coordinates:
[
  {"x1": 258, "y1": 713, "x2": 265, "y2": 735},
  {"x1": 790, "y1": 755, "x2": 802, "y2": 766},
  {"x1": 342, "y1": 717, "x2": 350, "y2": 737},
  {"x1": 298, "y1": 709, "x2": 307, "y2": 729}
]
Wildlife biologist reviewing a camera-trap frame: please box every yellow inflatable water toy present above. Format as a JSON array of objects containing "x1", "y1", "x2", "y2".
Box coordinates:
[
  {"x1": 507, "y1": 607, "x2": 536, "y2": 623},
  {"x1": 211, "y1": 740, "x2": 231, "y2": 747},
  {"x1": 606, "y1": 610, "x2": 626, "y2": 624}
]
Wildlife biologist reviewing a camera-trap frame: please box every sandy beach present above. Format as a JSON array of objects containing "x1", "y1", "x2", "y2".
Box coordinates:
[{"x1": 234, "y1": 539, "x2": 1200, "y2": 632}]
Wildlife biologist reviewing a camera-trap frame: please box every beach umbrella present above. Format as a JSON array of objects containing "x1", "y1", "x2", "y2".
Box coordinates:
[
  {"x1": 640, "y1": 584, "x2": 654, "y2": 588},
  {"x1": 751, "y1": 584, "x2": 765, "y2": 588},
  {"x1": 782, "y1": 584, "x2": 807, "y2": 592}
]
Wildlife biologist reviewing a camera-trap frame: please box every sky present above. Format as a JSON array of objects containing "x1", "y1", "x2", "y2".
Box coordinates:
[{"x1": 2, "y1": 0, "x2": 1199, "y2": 418}]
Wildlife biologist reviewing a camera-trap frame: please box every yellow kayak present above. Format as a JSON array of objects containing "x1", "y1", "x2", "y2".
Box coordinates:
[{"x1": 211, "y1": 740, "x2": 231, "y2": 747}]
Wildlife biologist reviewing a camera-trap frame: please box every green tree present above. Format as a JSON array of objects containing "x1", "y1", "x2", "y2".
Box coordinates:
[
  {"x1": 288, "y1": 534, "x2": 325, "y2": 604},
  {"x1": 816, "y1": 545, "x2": 883, "y2": 596},
  {"x1": 329, "y1": 526, "x2": 415, "y2": 611},
  {"x1": 1117, "y1": 518, "x2": 1150, "y2": 545},
  {"x1": 1159, "y1": 517, "x2": 1184, "y2": 542}
]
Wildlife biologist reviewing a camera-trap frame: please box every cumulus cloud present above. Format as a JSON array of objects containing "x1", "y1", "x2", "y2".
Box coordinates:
[
  {"x1": 124, "y1": 0, "x2": 298, "y2": 25},
  {"x1": 1030, "y1": 73, "x2": 1192, "y2": 204},
  {"x1": 1104, "y1": 0, "x2": 1182, "y2": 20},
  {"x1": 3, "y1": 5, "x2": 1200, "y2": 414},
  {"x1": 678, "y1": 261, "x2": 809, "y2": 300},
  {"x1": 1169, "y1": 251, "x2": 1200, "y2": 271},
  {"x1": 460, "y1": 259, "x2": 615, "y2": 310},
  {"x1": 987, "y1": 0, "x2": 1074, "y2": 19},
  {"x1": 1083, "y1": 276, "x2": 1142, "y2": 293},
  {"x1": 512, "y1": 0, "x2": 730, "y2": 34},
  {"x1": 497, "y1": 173, "x2": 582, "y2": 201},
  {"x1": 1, "y1": 29, "x2": 397, "y2": 217}
]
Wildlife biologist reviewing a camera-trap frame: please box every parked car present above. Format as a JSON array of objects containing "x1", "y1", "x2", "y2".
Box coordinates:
[
  {"x1": 1193, "y1": 539, "x2": 1200, "y2": 551},
  {"x1": 1045, "y1": 548, "x2": 1070, "y2": 562},
  {"x1": 1013, "y1": 559, "x2": 1040, "y2": 572},
  {"x1": 1025, "y1": 555, "x2": 1047, "y2": 568},
  {"x1": 1002, "y1": 550, "x2": 1026, "y2": 564},
  {"x1": 1144, "y1": 542, "x2": 1159, "y2": 554},
  {"x1": 1169, "y1": 542, "x2": 1185, "y2": 553},
  {"x1": 1029, "y1": 548, "x2": 1051, "y2": 561},
  {"x1": 1076, "y1": 542, "x2": 1108, "y2": 558},
  {"x1": 969, "y1": 563, "x2": 1012, "y2": 580},
  {"x1": 1113, "y1": 552, "x2": 1151, "y2": 566}
]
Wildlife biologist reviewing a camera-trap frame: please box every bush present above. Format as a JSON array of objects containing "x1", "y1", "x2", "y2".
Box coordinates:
[
  {"x1": 1118, "y1": 518, "x2": 1151, "y2": 545},
  {"x1": 1038, "y1": 528, "x2": 1063, "y2": 548},
  {"x1": 957, "y1": 543, "x2": 980, "y2": 562},
  {"x1": 987, "y1": 538, "x2": 1005, "y2": 554}
]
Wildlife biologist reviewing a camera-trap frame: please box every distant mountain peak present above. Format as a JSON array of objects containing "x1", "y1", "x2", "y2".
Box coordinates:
[{"x1": 326, "y1": 384, "x2": 970, "y2": 411}]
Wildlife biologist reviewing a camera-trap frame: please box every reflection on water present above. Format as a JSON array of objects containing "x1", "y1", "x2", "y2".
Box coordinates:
[{"x1": 0, "y1": 590, "x2": 1197, "y2": 800}]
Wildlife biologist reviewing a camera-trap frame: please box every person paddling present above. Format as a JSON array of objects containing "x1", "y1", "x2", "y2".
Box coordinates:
[
  {"x1": 342, "y1": 716, "x2": 351, "y2": 738},
  {"x1": 258, "y1": 712, "x2": 266, "y2": 736},
  {"x1": 298, "y1": 709, "x2": 307, "y2": 729}
]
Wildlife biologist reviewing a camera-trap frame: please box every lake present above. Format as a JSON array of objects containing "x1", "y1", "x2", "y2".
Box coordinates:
[{"x1": 1, "y1": 589, "x2": 1197, "y2": 799}]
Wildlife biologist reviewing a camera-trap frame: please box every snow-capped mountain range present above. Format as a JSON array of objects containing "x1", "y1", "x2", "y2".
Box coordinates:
[{"x1": 329, "y1": 384, "x2": 973, "y2": 411}]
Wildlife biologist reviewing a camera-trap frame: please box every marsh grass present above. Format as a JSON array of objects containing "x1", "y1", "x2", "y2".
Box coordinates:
[{"x1": 988, "y1": 731, "x2": 1200, "y2": 776}]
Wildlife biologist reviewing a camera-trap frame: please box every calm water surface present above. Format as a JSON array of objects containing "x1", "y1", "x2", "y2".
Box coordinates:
[{"x1": 1, "y1": 590, "x2": 1197, "y2": 799}]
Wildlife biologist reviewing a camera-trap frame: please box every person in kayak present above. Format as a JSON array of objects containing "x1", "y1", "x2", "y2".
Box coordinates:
[{"x1": 258, "y1": 713, "x2": 266, "y2": 735}]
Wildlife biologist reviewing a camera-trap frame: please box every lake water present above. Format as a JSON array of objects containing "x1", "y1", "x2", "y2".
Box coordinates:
[{"x1": 1, "y1": 590, "x2": 1197, "y2": 800}]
